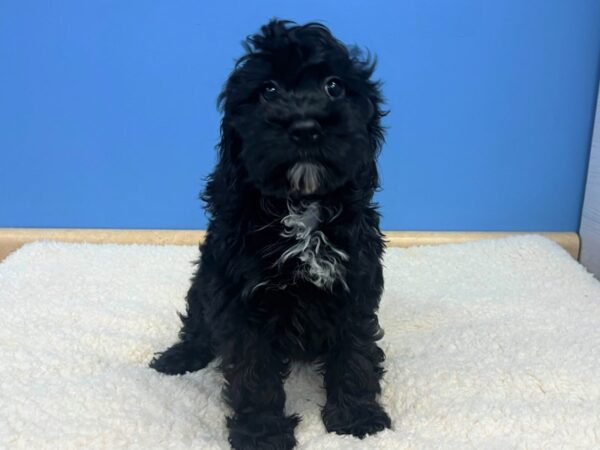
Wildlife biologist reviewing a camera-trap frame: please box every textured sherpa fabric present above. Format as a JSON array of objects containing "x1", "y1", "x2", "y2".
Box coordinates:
[{"x1": 1, "y1": 236, "x2": 600, "y2": 449}]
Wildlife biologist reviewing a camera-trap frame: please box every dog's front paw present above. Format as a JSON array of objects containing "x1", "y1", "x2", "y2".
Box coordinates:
[
  {"x1": 322, "y1": 398, "x2": 391, "y2": 438},
  {"x1": 227, "y1": 412, "x2": 299, "y2": 450}
]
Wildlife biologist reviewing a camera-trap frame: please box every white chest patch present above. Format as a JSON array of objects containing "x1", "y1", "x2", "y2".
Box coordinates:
[{"x1": 276, "y1": 201, "x2": 349, "y2": 290}]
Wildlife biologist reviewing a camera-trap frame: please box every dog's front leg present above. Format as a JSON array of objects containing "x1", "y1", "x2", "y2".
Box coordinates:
[
  {"x1": 321, "y1": 314, "x2": 391, "y2": 438},
  {"x1": 221, "y1": 329, "x2": 299, "y2": 450}
]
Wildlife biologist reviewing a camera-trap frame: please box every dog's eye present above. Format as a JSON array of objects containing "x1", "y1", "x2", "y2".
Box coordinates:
[
  {"x1": 261, "y1": 81, "x2": 280, "y2": 101},
  {"x1": 324, "y1": 77, "x2": 344, "y2": 99}
]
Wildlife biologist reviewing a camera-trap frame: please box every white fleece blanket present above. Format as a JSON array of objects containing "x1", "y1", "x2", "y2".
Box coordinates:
[{"x1": 1, "y1": 236, "x2": 600, "y2": 449}]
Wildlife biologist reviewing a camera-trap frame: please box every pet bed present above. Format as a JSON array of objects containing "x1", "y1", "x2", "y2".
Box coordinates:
[{"x1": 1, "y1": 236, "x2": 599, "y2": 449}]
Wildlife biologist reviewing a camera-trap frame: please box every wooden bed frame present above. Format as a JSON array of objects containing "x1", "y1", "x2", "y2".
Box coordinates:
[{"x1": 0, "y1": 228, "x2": 580, "y2": 262}]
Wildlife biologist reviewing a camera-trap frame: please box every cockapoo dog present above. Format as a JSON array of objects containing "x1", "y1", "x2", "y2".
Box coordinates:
[{"x1": 150, "y1": 19, "x2": 390, "y2": 449}]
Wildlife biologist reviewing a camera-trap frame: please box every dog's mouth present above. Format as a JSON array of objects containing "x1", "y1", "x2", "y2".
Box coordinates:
[{"x1": 287, "y1": 162, "x2": 327, "y2": 195}]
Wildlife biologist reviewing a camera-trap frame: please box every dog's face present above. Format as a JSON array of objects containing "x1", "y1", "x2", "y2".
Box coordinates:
[{"x1": 218, "y1": 20, "x2": 385, "y2": 198}]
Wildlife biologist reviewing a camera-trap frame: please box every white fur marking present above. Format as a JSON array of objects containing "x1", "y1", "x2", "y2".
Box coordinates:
[
  {"x1": 277, "y1": 201, "x2": 349, "y2": 290},
  {"x1": 287, "y1": 163, "x2": 325, "y2": 195}
]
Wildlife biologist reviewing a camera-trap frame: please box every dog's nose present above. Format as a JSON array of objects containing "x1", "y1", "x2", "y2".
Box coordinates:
[{"x1": 289, "y1": 119, "x2": 322, "y2": 145}]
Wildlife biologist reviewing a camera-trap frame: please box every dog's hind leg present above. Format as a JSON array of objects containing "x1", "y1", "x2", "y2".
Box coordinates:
[
  {"x1": 149, "y1": 284, "x2": 215, "y2": 375},
  {"x1": 149, "y1": 339, "x2": 213, "y2": 375}
]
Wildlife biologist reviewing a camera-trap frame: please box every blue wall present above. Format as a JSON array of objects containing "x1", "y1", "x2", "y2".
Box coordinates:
[{"x1": 1, "y1": 0, "x2": 599, "y2": 231}]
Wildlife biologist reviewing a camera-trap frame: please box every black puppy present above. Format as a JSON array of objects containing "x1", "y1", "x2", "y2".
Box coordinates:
[{"x1": 150, "y1": 19, "x2": 390, "y2": 449}]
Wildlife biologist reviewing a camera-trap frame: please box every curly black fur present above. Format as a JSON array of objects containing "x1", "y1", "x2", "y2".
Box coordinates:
[{"x1": 150, "y1": 19, "x2": 390, "y2": 449}]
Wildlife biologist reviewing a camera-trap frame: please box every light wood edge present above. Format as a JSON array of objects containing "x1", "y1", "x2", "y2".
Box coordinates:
[
  {"x1": 0, "y1": 228, "x2": 579, "y2": 262},
  {"x1": 385, "y1": 231, "x2": 580, "y2": 260}
]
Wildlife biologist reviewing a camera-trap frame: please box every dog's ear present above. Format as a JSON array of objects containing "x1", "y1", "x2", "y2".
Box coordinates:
[
  {"x1": 347, "y1": 47, "x2": 387, "y2": 156},
  {"x1": 201, "y1": 120, "x2": 245, "y2": 217},
  {"x1": 217, "y1": 121, "x2": 242, "y2": 180},
  {"x1": 363, "y1": 85, "x2": 386, "y2": 192},
  {"x1": 366, "y1": 94, "x2": 386, "y2": 157}
]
